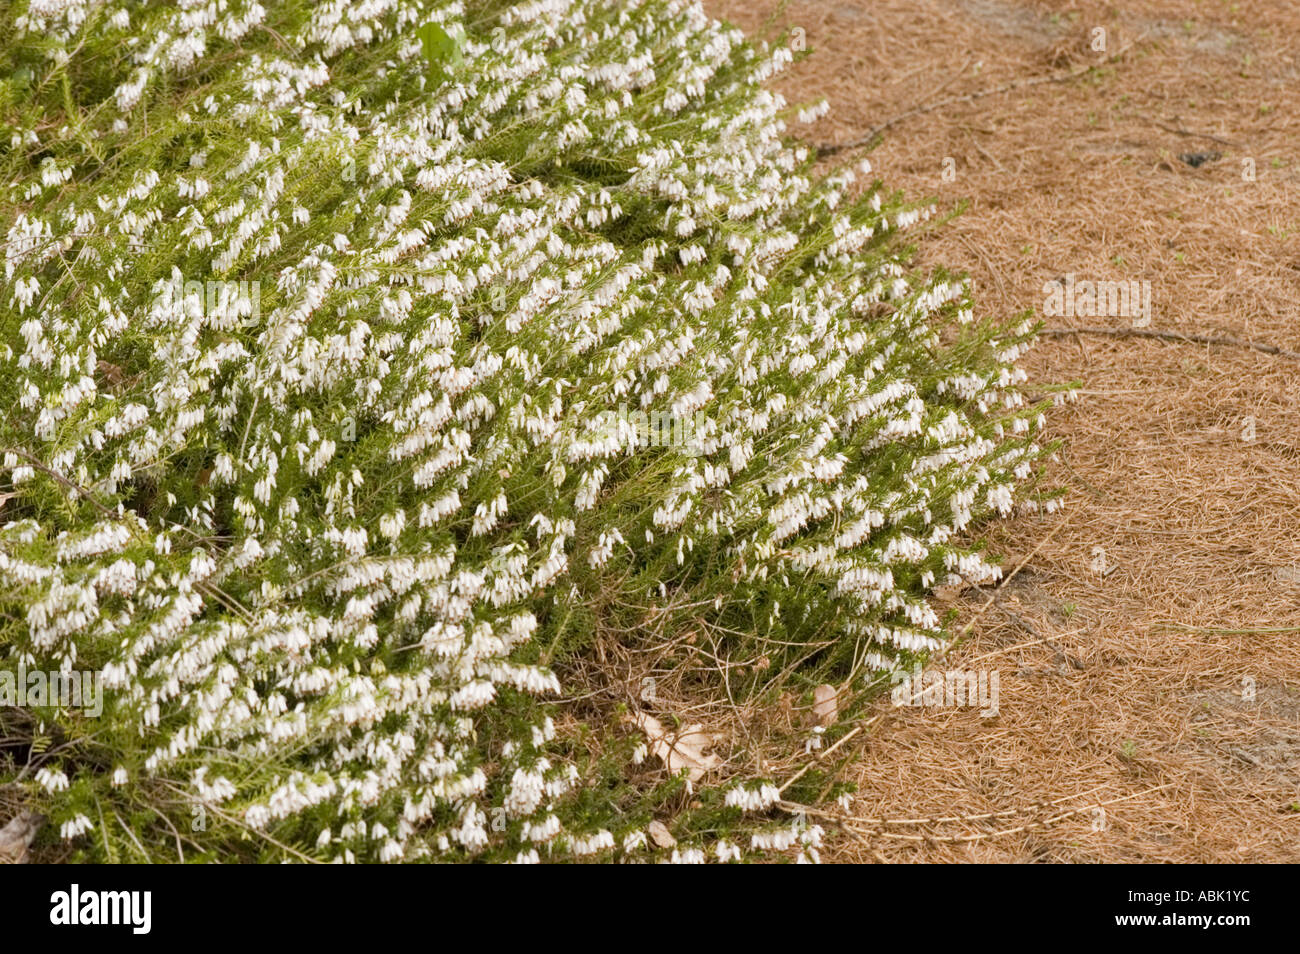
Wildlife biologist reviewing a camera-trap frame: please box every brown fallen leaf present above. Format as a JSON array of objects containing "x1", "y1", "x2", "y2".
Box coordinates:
[
  {"x1": 95, "y1": 360, "x2": 125, "y2": 388},
  {"x1": 812, "y1": 684, "x2": 839, "y2": 727},
  {"x1": 0, "y1": 810, "x2": 43, "y2": 864},
  {"x1": 647, "y1": 820, "x2": 677, "y2": 849},
  {"x1": 931, "y1": 583, "x2": 968, "y2": 604},
  {"x1": 633, "y1": 712, "x2": 721, "y2": 785}
]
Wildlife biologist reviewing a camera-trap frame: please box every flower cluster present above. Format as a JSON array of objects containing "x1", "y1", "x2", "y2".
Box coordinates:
[{"x1": 0, "y1": 0, "x2": 1056, "y2": 861}]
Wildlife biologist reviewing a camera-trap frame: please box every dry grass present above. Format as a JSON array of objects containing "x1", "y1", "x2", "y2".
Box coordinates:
[{"x1": 705, "y1": 0, "x2": 1300, "y2": 862}]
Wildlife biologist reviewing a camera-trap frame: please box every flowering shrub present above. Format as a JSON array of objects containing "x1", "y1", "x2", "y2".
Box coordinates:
[{"x1": 0, "y1": 0, "x2": 1058, "y2": 862}]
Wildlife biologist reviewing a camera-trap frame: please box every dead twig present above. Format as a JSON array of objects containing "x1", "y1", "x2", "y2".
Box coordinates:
[
  {"x1": 0, "y1": 447, "x2": 116, "y2": 517},
  {"x1": 777, "y1": 721, "x2": 872, "y2": 795},
  {"x1": 1140, "y1": 115, "x2": 1241, "y2": 148},
  {"x1": 1041, "y1": 326, "x2": 1300, "y2": 361},
  {"x1": 820, "y1": 44, "x2": 1133, "y2": 155},
  {"x1": 795, "y1": 783, "x2": 1175, "y2": 846}
]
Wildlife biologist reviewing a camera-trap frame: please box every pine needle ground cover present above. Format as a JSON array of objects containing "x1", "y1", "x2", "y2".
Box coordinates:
[{"x1": 0, "y1": 0, "x2": 1063, "y2": 862}]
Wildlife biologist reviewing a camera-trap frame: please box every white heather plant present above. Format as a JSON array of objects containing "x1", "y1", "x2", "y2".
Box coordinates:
[{"x1": 0, "y1": 0, "x2": 1062, "y2": 863}]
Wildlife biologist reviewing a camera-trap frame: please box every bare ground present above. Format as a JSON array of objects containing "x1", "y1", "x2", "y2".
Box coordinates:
[{"x1": 707, "y1": 0, "x2": 1300, "y2": 862}]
